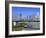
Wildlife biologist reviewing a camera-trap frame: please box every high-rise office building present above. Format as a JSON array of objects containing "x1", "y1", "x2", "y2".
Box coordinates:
[
  {"x1": 31, "y1": 13, "x2": 35, "y2": 21},
  {"x1": 27, "y1": 16, "x2": 28, "y2": 20},
  {"x1": 19, "y1": 13, "x2": 22, "y2": 20},
  {"x1": 29, "y1": 16, "x2": 31, "y2": 20}
]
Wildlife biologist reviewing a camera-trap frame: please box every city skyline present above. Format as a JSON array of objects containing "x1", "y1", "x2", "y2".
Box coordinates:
[{"x1": 12, "y1": 7, "x2": 40, "y2": 21}]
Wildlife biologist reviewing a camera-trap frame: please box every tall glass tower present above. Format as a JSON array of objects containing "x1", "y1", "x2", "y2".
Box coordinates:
[{"x1": 19, "y1": 13, "x2": 22, "y2": 20}]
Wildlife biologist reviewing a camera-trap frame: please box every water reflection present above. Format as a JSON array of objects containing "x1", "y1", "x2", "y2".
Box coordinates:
[{"x1": 12, "y1": 21, "x2": 40, "y2": 31}]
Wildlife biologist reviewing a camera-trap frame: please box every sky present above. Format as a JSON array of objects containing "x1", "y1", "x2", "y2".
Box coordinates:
[{"x1": 12, "y1": 7, "x2": 40, "y2": 20}]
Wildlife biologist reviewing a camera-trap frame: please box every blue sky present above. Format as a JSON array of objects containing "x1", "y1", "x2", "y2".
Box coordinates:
[{"x1": 12, "y1": 7, "x2": 40, "y2": 19}]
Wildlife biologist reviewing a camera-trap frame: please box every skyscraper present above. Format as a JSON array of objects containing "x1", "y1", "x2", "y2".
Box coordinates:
[
  {"x1": 27, "y1": 16, "x2": 28, "y2": 20},
  {"x1": 19, "y1": 13, "x2": 22, "y2": 20},
  {"x1": 29, "y1": 16, "x2": 31, "y2": 20},
  {"x1": 31, "y1": 13, "x2": 35, "y2": 21}
]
